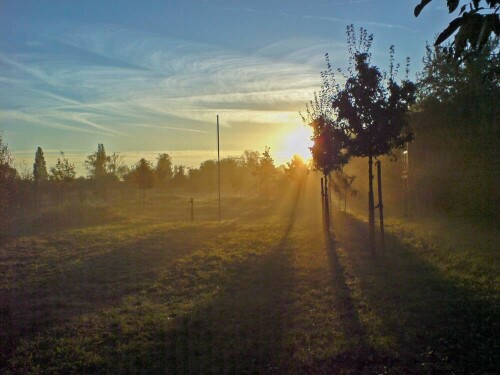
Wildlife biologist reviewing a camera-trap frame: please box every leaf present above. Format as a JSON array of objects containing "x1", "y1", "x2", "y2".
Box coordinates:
[
  {"x1": 435, "y1": 17, "x2": 463, "y2": 45},
  {"x1": 459, "y1": 4, "x2": 467, "y2": 15},
  {"x1": 447, "y1": 0, "x2": 460, "y2": 13},
  {"x1": 414, "y1": 0, "x2": 433, "y2": 17}
]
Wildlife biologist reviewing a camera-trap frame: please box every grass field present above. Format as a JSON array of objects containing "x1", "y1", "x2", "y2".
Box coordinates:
[{"x1": 1, "y1": 178, "x2": 498, "y2": 374}]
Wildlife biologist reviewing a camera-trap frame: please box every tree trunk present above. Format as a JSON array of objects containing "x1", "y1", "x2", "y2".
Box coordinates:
[
  {"x1": 377, "y1": 160, "x2": 385, "y2": 253},
  {"x1": 368, "y1": 154, "x2": 375, "y2": 255},
  {"x1": 324, "y1": 174, "x2": 331, "y2": 233},
  {"x1": 34, "y1": 182, "x2": 38, "y2": 211},
  {"x1": 344, "y1": 190, "x2": 347, "y2": 212}
]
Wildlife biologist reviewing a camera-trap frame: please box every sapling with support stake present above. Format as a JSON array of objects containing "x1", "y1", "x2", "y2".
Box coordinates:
[{"x1": 375, "y1": 160, "x2": 385, "y2": 253}]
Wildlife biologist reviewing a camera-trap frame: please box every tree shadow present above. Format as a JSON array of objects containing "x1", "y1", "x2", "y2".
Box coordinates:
[
  {"x1": 131, "y1": 183, "x2": 304, "y2": 373},
  {"x1": 3, "y1": 183, "x2": 305, "y2": 373},
  {"x1": 0, "y1": 223, "x2": 234, "y2": 367},
  {"x1": 328, "y1": 213, "x2": 499, "y2": 373}
]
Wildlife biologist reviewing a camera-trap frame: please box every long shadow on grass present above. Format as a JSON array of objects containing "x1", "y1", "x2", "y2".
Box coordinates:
[
  {"x1": 151, "y1": 182, "x2": 305, "y2": 373},
  {"x1": 5, "y1": 183, "x2": 305, "y2": 373},
  {"x1": 328, "y1": 213, "x2": 498, "y2": 374},
  {"x1": 0, "y1": 223, "x2": 235, "y2": 369}
]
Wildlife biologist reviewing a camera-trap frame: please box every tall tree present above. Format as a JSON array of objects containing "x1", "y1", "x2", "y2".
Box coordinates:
[
  {"x1": 49, "y1": 151, "x2": 76, "y2": 202},
  {"x1": 284, "y1": 155, "x2": 308, "y2": 182},
  {"x1": 106, "y1": 152, "x2": 128, "y2": 181},
  {"x1": 33, "y1": 147, "x2": 48, "y2": 209},
  {"x1": 127, "y1": 158, "x2": 154, "y2": 205},
  {"x1": 0, "y1": 133, "x2": 17, "y2": 228},
  {"x1": 414, "y1": 0, "x2": 499, "y2": 59},
  {"x1": 256, "y1": 146, "x2": 277, "y2": 198},
  {"x1": 330, "y1": 26, "x2": 417, "y2": 253},
  {"x1": 84, "y1": 144, "x2": 108, "y2": 179},
  {"x1": 155, "y1": 153, "x2": 173, "y2": 187}
]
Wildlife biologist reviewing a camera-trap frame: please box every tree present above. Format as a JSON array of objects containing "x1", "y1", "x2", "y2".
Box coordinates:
[
  {"x1": 106, "y1": 152, "x2": 128, "y2": 181},
  {"x1": 33, "y1": 147, "x2": 48, "y2": 209},
  {"x1": 329, "y1": 26, "x2": 417, "y2": 252},
  {"x1": 416, "y1": 39, "x2": 499, "y2": 127},
  {"x1": 172, "y1": 165, "x2": 187, "y2": 190},
  {"x1": 284, "y1": 155, "x2": 308, "y2": 182},
  {"x1": 49, "y1": 151, "x2": 76, "y2": 202},
  {"x1": 155, "y1": 153, "x2": 173, "y2": 187},
  {"x1": 414, "y1": 0, "x2": 500, "y2": 59},
  {"x1": 127, "y1": 158, "x2": 154, "y2": 205},
  {"x1": 302, "y1": 85, "x2": 350, "y2": 231},
  {"x1": 84, "y1": 144, "x2": 107, "y2": 179},
  {"x1": 256, "y1": 146, "x2": 277, "y2": 198},
  {"x1": 0, "y1": 133, "x2": 18, "y2": 229},
  {"x1": 332, "y1": 170, "x2": 357, "y2": 212}
]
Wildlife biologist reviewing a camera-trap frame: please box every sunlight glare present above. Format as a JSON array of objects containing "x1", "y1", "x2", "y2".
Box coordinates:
[{"x1": 280, "y1": 124, "x2": 313, "y2": 162}]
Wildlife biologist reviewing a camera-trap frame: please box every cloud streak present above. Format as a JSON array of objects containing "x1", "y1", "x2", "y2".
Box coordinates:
[{"x1": 1, "y1": 23, "x2": 339, "y2": 158}]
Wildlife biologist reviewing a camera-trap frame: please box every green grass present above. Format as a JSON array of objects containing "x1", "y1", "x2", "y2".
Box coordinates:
[{"x1": 1, "y1": 185, "x2": 498, "y2": 373}]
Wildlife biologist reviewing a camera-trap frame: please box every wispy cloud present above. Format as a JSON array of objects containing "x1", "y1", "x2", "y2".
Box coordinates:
[
  {"x1": 1, "y1": 23, "x2": 334, "y2": 154},
  {"x1": 300, "y1": 15, "x2": 418, "y2": 33}
]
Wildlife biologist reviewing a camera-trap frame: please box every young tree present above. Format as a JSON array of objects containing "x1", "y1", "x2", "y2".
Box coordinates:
[
  {"x1": 49, "y1": 151, "x2": 76, "y2": 202},
  {"x1": 127, "y1": 158, "x2": 154, "y2": 205},
  {"x1": 33, "y1": 147, "x2": 48, "y2": 209},
  {"x1": 332, "y1": 170, "x2": 357, "y2": 212},
  {"x1": 302, "y1": 85, "x2": 350, "y2": 231},
  {"x1": 155, "y1": 153, "x2": 173, "y2": 187},
  {"x1": 330, "y1": 26, "x2": 417, "y2": 252}
]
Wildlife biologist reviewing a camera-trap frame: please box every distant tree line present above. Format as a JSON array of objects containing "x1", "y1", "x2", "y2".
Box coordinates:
[{"x1": 0, "y1": 137, "x2": 307, "y2": 234}]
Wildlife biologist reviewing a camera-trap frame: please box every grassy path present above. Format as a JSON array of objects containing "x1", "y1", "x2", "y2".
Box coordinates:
[{"x1": 1, "y1": 182, "x2": 498, "y2": 373}]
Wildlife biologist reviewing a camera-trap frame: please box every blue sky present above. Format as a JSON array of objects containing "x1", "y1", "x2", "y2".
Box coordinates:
[{"x1": 1, "y1": 0, "x2": 453, "y2": 173}]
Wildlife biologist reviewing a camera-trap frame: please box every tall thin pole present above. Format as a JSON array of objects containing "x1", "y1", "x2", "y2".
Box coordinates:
[{"x1": 217, "y1": 115, "x2": 221, "y2": 223}]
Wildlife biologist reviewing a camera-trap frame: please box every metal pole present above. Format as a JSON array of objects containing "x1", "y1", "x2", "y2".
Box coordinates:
[{"x1": 217, "y1": 115, "x2": 221, "y2": 223}]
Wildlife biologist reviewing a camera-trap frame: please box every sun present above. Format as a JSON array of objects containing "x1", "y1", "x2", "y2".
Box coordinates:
[{"x1": 280, "y1": 124, "x2": 314, "y2": 162}]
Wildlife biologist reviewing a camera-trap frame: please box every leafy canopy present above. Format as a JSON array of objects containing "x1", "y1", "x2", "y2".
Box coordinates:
[
  {"x1": 414, "y1": 0, "x2": 500, "y2": 59},
  {"x1": 329, "y1": 26, "x2": 417, "y2": 159}
]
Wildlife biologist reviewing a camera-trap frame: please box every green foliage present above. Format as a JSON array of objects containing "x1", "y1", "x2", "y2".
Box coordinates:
[
  {"x1": 416, "y1": 39, "x2": 499, "y2": 124},
  {"x1": 284, "y1": 155, "x2": 308, "y2": 181},
  {"x1": 332, "y1": 170, "x2": 357, "y2": 211},
  {"x1": 84, "y1": 144, "x2": 127, "y2": 182},
  {"x1": 256, "y1": 146, "x2": 277, "y2": 196},
  {"x1": 414, "y1": 0, "x2": 500, "y2": 59},
  {"x1": 84, "y1": 144, "x2": 107, "y2": 179},
  {"x1": 331, "y1": 27, "x2": 417, "y2": 159},
  {"x1": 48, "y1": 152, "x2": 76, "y2": 202},
  {"x1": 155, "y1": 153, "x2": 173, "y2": 187},
  {"x1": 128, "y1": 158, "x2": 155, "y2": 192},
  {"x1": 33, "y1": 147, "x2": 48, "y2": 183},
  {"x1": 49, "y1": 152, "x2": 76, "y2": 184},
  {"x1": 0, "y1": 133, "x2": 18, "y2": 225}
]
